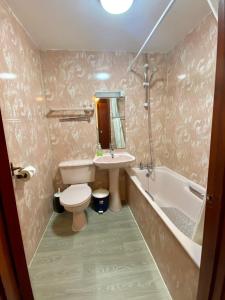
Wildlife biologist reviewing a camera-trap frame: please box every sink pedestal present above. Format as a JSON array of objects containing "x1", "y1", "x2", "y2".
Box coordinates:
[
  {"x1": 93, "y1": 152, "x2": 135, "y2": 212},
  {"x1": 109, "y1": 168, "x2": 121, "y2": 212}
]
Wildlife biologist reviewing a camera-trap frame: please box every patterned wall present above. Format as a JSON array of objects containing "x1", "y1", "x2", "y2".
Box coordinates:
[
  {"x1": 41, "y1": 51, "x2": 159, "y2": 190},
  {"x1": 41, "y1": 12, "x2": 217, "y2": 190},
  {"x1": 0, "y1": 0, "x2": 54, "y2": 265},
  {"x1": 161, "y1": 14, "x2": 217, "y2": 187}
]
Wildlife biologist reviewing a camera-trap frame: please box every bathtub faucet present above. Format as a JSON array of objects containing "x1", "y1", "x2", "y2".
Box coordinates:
[
  {"x1": 139, "y1": 162, "x2": 154, "y2": 176},
  {"x1": 146, "y1": 163, "x2": 154, "y2": 176},
  {"x1": 139, "y1": 162, "x2": 144, "y2": 170}
]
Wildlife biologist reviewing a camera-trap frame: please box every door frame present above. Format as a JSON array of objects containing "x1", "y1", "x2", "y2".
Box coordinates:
[
  {"x1": 0, "y1": 110, "x2": 34, "y2": 299},
  {"x1": 197, "y1": 0, "x2": 225, "y2": 298}
]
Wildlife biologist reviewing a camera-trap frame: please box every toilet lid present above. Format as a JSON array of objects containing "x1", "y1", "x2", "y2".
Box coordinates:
[{"x1": 60, "y1": 184, "x2": 91, "y2": 207}]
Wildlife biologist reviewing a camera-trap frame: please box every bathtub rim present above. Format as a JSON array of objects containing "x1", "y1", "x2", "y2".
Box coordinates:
[{"x1": 126, "y1": 166, "x2": 202, "y2": 268}]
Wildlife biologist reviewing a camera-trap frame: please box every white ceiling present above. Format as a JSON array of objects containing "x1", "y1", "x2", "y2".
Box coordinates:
[
  {"x1": 6, "y1": 0, "x2": 212, "y2": 53},
  {"x1": 145, "y1": 0, "x2": 212, "y2": 53}
]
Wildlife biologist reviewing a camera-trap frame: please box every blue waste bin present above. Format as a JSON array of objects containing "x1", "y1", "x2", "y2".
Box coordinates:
[{"x1": 92, "y1": 189, "x2": 109, "y2": 213}]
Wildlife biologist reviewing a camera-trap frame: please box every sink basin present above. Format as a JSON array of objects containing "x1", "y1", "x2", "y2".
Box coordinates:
[
  {"x1": 93, "y1": 152, "x2": 135, "y2": 169},
  {"x1": 93, "y1": 152, "x2": 135, "y2": 213}
]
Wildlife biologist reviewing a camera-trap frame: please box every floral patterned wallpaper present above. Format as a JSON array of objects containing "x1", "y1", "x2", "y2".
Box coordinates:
[
  {"x1": 161, "y1": 14, "x2": 217, "y2": 187},
  {"x1": 41, "y1": 12, "x2": 217, "y2": 190},
  {"x1": 0, "y1": 0, "x2": 54, "y2": 265},
  {"x1": 41, "y1": 51, "x2": 157, "y2": 191}
]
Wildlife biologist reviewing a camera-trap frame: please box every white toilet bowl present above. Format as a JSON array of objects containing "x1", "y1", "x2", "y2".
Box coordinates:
[
  {"x1": 60, "y1": 184, "x2": 91, "y2": 231},
  {"x1": 59, "y1": 160, "x2": 95, "y2": 232}
]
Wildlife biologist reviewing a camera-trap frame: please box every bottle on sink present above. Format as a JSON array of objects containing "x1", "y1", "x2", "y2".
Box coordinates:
[{"x1": 96, "y1": 143, "x2": 103, "y2": 157}]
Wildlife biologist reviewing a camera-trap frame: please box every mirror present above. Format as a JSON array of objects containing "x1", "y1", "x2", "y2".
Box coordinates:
[{"x1": 95, "y1": 92, "x2": 125, "y2": 149}]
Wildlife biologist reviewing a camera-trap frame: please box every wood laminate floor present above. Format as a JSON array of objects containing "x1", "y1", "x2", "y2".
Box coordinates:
[{"x1": 29, "y1": 206, "x2": 171, "y2": 300}]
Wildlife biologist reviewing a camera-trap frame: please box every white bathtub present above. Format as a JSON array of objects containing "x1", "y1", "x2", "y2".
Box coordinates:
[{"x1": 127, "y1": 166, "x2": 205, "y2": 267}]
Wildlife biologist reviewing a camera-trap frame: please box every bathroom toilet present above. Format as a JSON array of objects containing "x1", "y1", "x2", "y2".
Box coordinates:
[{"x1": 59, "y1": 160, "x2": 95, "y2": 231}]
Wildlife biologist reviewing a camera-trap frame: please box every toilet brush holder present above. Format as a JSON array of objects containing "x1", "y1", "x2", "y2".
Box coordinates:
[{"x1": 53, "y1": 190, "x2": 64, "y2": 213}]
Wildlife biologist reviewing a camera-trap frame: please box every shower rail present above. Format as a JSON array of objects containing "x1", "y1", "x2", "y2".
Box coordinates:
[
  {"x1": 207, "y1": 0, "x2": 218, "y2": 21},
  {"x1": 127, "y1": 0, "x2": 175, "y2": 72}
]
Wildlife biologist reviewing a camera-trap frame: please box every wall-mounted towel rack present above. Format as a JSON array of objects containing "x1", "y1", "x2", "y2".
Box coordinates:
[{"x1": 46, "y1": 106, "x2": 94, "y2": 122}]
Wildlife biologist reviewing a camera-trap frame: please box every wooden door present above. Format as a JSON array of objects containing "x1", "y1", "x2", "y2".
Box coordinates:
[
  {"x1": 0, "y1": 277, "x2": 7, "y2": 300},
  {"x1": 0, "y1": 207, "x2": 20, "y2": 300},
  {"x1": 197, "y1": 0, "x2": 225, "y2": 299},
  {"x1": 0, "y1": 110, "x2": 34, "y2": 300},
  {"x1": 97, "y1": 99, "x2": 111, "y2": 149}
]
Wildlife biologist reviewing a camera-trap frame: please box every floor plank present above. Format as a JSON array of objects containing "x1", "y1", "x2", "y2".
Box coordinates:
[{"x1": 29, "y1": 206, "x2": 171, "y2": 300}]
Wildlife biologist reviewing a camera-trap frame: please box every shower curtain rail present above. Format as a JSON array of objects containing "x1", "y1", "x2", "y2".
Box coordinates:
[
  {"x1": 127, "y1": 0, "x2": 175, "y2": 72},
  {"x1": 206, "y1": 0, "x2": 218, "y2": 21}
]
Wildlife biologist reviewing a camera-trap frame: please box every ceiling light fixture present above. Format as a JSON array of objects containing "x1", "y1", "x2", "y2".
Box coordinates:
[{"x1": 100, "y1": 0, "x2": 134, "y2": 15}]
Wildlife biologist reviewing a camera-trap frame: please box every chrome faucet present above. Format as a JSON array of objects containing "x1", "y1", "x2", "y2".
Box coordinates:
[
  {"x1": 139, "y1": 161, "x2": 154, "y2": 176},
  {"x1": 110, "y1": 144, "x2": 115, "y2": 158},
  {"x1": 146, "y1": 163, "x2": 154, "y2": 177}
]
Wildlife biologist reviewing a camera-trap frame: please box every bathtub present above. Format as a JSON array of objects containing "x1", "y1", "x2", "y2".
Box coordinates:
[
  {"x1": 127, "y1": 166, "x2": 205, "y2": 267},
  {"x1": 127, "y1": 166, "x2": 206, "y2": 299}
]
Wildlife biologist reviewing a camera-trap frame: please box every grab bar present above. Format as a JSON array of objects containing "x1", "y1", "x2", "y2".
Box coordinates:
[{"x1": 189, "y1": 186, "x2": 205, "y2": 200}]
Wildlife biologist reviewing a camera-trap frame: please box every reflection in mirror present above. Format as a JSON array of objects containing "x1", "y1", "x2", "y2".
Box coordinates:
[{"x1": 95, "y1": 93, "x2": 125, "y2": 149}]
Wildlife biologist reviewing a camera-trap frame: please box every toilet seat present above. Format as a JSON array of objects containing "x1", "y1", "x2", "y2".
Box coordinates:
[{"x1": 60, "y1": 184, "x2": 91, "y2": 207}]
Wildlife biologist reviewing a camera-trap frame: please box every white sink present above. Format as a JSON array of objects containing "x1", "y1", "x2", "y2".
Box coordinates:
[
  {"x1": 93, "y1": 152, "x2": 135, "y2": 169},
  {"x1": 93, "y1": 152, "x2": 135, "y2": 212}
]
